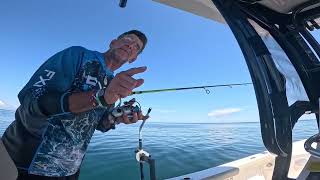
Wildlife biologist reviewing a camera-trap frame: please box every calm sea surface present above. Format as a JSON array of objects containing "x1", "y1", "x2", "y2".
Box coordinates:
[{"x1": 0, "y1": 109, "x2": 318, "y2": 180}]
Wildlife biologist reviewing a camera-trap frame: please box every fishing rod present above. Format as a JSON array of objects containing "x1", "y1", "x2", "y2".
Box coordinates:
[
  {"x1": 110, "y1": 99, "x2": 155, "y2": 180},
  {"x1": 131, "y1": 82, "x2": 252, "y2": 95}
]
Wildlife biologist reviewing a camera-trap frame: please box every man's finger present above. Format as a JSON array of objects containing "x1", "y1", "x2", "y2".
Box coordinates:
[
  {"x1": 124, "y1": 66, "x2": 147, "y2": 76},
  {"x1": 120, "y1": 115, "x2": 131, "y2": 124},
  {"x1": 142, "y1": 115, "x2": 149, "y2": 120},
  {"x1": 118, "y1": 79, "x2": 136, "y2": 90},
  {"x1": 131, "y1": 113, "x2": 139, "y2": 123},
  {"x1": 137, "y1": 112, "x2": 144, "y2": 120},
  {"x1": 115, "y1": 86, "x2": 131, "y2": 97},
  {"x1": 135, "y1": 79, "x2": 144, "y2": 88},
  {"x1": 120, "y1": 75, "x2": 137, "y2": 88}
]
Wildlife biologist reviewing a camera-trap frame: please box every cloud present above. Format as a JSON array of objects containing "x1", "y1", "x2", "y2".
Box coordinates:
[
  {"x1": 0, "y1": 100, "x2": 17, "y2": 110},
  {"x1": 208, "y1": 108, "x2": 242, "y2": 118},
  {"x1": 0, "y1": 100, "x2": 5, "y2": 106}
]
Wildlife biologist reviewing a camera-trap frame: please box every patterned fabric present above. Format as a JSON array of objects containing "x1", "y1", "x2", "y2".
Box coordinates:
[
  {"x1": 28, "y1": 109, "x2": 105, "y2": 176},
  {"x1": 24, "y1": 46, "x2": 114, "y2": 176}
]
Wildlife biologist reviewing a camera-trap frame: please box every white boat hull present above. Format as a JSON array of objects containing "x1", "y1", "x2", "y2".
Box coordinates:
[{"x1": 166, "y1": 140, "x2": 318, "y2": 180}]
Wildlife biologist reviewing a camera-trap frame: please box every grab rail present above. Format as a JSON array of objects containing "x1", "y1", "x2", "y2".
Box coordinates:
[{"x1": 304, "y1": 133, "x2": 320, "y2": 158}]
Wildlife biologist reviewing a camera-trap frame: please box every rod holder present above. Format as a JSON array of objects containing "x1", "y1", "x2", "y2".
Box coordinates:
[{"x1": 136, "y1": 149, "x2": 157, "y2": 180}]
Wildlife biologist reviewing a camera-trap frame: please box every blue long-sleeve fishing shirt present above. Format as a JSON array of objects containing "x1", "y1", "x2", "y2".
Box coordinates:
[{"x1": 2, "y1": 46, "x2": 114, "y2": 176}]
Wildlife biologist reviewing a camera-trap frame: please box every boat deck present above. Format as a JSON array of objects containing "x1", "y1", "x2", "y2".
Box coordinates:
[{"x1": 167, "y1": 140, "x2": 320, "y2": 180}]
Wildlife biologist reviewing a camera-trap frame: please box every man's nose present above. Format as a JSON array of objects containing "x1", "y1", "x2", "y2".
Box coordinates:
[{"x1": 128, "y1": 43, "x2": 135, "y2": 51}]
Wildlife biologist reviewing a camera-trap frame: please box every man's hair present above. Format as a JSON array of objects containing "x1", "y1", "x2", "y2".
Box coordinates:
[{"x1": 118, "y1": 30, "x2": 147, "y2": 53}]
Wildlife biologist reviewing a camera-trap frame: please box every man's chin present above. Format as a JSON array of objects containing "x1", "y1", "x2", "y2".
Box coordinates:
[
  {"x1": 112, "y1": 51, "x2": 129, "y2": 64},
  {"x1": 116, "y1": 57, "x2": 130, "y2": 65}
]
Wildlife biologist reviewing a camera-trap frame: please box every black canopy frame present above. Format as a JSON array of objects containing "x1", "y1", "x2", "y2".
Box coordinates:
[
  {"x1": 211, "y1": 0, "x2": 320, "y2": 179},
  {"x1": 118, "y1": 0, "x2": 320, "y2": 179}
]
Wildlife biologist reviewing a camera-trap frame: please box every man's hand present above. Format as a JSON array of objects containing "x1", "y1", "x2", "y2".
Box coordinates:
[
  {"x1": 99, "y1": 109, "x2": 149, "y2": 131},
  {"x1": 116, "y1": 110, "x2": 149, "y2": 124},
  {"x1": 100, "y1": 98, "x2": 149, "y2": 130},
  {"x1": 117, "y1": 98, "x2": 149, "y2": 124},
  {"x1": 104, "y1": 66, "x2": 147, "y2": 105}
]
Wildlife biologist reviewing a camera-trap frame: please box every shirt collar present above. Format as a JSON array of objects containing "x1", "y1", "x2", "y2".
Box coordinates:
[{"x1": 94, "y1": 51, "x2": 114, "y2": 76}]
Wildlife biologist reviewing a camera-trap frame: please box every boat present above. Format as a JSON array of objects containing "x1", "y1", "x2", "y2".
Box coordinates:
[
  {"x1": 143, "y1": 0, "x2": 320, "y2": 179},
  {"x1": 166, "y1": 139, "x2": 312, "y2": 180}
]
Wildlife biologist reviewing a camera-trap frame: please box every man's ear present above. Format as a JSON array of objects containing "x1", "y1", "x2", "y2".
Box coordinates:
[{"x1": 109, "y1": 39, "x2": 117, "y2": 48}]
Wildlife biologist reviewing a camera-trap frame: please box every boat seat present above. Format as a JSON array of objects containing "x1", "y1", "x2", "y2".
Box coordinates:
[
  {"x1": 297, "y1": 142, "x2": 320, "y2": 179},
  {"x1": 0, "y1": 138, "x2": 18, "y2": 180}
]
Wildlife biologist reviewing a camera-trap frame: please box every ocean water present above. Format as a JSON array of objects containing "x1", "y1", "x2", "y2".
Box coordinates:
[{"x1": 0, "y1": 109, "x2": 318, "y2": 180}]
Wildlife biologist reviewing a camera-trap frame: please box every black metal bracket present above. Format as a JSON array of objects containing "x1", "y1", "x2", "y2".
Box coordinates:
[
  {"x1": 209, "y1": 1, "x2": 320, "y2": 179},
  {"x1": 119, "y1": 0, "x2": 127, "y2": 8},
  {"x1": 140, "y1": 154, "x2": 156, "y2": 180}
]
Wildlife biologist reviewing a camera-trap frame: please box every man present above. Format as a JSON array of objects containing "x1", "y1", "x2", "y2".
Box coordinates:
[{"x1": 1, "y1": 30, "x2": 149, "y2": 180}]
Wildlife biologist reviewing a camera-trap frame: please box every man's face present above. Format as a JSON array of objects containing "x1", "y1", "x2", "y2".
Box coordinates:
[{"x1": 109, "y1": 34, "x2": 144, "y2": 65}]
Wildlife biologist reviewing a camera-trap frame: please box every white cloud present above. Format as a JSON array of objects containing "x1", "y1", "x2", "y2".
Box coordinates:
[
  {"x1": 0, "y1": 100, "x2": 17, "y2": 110},
  {"x1": 208, "y1": 108, "x2": 242, "y2": 118},
  {"x1": 0, "y1": 100, "x2": 5, "y2": 106}
]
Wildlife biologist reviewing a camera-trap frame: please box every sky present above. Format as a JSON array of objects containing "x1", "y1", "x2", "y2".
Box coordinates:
[{"x1": 0, "y1": 0, "x2": 318, "y2": 123}]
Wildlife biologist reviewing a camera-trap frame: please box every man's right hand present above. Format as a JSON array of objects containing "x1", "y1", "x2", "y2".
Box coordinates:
[{"x1": 104, "y1": 66, "x2": 147, "y2": 105}]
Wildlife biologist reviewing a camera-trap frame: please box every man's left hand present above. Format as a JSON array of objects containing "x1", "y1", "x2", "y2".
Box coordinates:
[{"x1": 116, "y1": 110, "x2": 149, "y2": 124}]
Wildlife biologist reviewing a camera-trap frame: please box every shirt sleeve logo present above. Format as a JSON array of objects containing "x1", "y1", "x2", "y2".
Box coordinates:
[{"x1": 33, "y1": 70, "x2": 56, "y2": 87}]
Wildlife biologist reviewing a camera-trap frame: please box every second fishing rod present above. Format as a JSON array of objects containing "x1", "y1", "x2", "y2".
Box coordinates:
[{"x1": 131, "y1": 82, "x2": 252, "y2": 95}]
